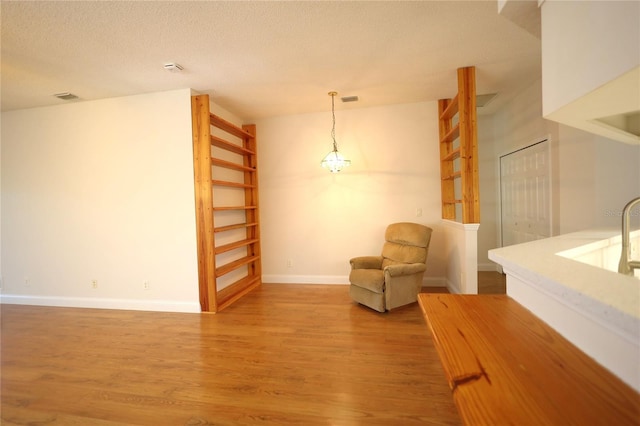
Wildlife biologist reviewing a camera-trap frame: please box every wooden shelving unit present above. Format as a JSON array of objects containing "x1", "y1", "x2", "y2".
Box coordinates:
[
  {"x1": 438, "y1": 67, "x2": 479, "y2": 223},
  {"x1": 191, "y1": 94, "x2": 261, "y2": 313}
]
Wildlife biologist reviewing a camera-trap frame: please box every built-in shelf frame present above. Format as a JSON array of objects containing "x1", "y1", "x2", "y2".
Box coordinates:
[
  {"x1": 191, "y1": 94, "x2": 262, "y2": 313},
  {"x1": 438, "y1": 66, "x2": 480, "y2": 223}
]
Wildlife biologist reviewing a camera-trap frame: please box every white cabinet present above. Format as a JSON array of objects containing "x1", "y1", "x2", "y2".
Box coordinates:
[{"x1": 541, "y1": 1, "x2": 640, "y2": 145}]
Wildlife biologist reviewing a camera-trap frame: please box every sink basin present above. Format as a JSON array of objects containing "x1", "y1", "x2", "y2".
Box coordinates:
[{"x1": 557, "y1": 229, "x2": 640, "y2": 278}]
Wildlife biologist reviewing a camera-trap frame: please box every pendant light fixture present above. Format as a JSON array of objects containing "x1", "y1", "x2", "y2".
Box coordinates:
[{"x1": 321, "y1": 91, "x2": 351, "y2": 172}]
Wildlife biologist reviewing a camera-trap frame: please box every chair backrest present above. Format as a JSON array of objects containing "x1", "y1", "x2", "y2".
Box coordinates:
[{"x1": 381, "y1": 222, "x2": 432, "y2": 267}]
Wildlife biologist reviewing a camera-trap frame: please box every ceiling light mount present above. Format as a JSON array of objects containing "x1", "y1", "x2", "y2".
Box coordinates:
[
  {"x1": 321, "y1": 91, "x2": 351, "y2": 173},
  {"x1": 163, "y1": 63, "x2": 184, "y2": 72}
]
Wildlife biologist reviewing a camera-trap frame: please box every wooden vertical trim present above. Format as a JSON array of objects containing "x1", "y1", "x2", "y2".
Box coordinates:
[
  {"x1": 438, "y1": 99, "x2": 456, "y2": 220},
  {"x1": 458, "y1": 66, "x2": 479, "y2": 223},
  {"x1": 191, "y1": 95, "x2": 217, "y2": 312},
  {"x1": 242, "y1": 124, "x2": 262, "y2": 281}
]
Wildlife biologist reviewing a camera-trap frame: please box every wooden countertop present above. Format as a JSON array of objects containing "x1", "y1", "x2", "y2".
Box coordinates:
[{"x1": 418, "y1": 293, "x2": 640, "y2": 425}]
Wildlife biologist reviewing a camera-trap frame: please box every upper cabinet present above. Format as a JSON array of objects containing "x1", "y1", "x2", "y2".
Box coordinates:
[{"x1": 540, "y1": 0, "x2": 640, "y2": 145}]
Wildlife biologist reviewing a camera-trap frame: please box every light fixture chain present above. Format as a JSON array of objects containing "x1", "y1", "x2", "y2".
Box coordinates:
[
  {"x1": 321, "y1": 90, "x2": 350, "y2": 172},
  {"x1": 331, "y1": 93, "x2": 338, "y2": 152}
]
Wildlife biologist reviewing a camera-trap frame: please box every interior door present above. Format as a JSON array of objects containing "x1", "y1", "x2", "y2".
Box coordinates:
[{"x1": 500, "y1": 140, "x2": 551, "y2": 247}]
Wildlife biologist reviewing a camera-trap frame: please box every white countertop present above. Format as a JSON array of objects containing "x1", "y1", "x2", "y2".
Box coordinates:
[{"x1": 489, "y1": 229, "x2": 639, "y2": 341}]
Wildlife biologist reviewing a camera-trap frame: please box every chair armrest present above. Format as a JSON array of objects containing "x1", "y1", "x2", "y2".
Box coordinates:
[
  {"x1": 384, "y1": 263, "x2": 426, "y2": 277},
  {"x1": 350, "y1": 256, "x2": 383, "y2": 270}
]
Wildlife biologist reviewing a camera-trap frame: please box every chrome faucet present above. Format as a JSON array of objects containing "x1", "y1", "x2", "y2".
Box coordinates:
[{"x1": 618, "y1": 196, "x2": 640, "y2": 276}]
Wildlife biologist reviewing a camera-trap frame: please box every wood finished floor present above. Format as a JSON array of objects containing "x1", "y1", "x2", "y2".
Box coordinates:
[
  {"x1": 477, "y1": 271, "x2": 506, "y2": 295},
  {"x1": 1, "y1": 284, "x2": 462, "y2": 426}
]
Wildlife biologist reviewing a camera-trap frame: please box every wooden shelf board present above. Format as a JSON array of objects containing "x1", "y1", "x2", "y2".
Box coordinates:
[
  {"x1": 212, "y1": 180, "x2": 255, "y2": 189},
  {"x1": 210, "y1": 135, "x2": 255, "y2": 156},
  {"x1": 442, "y1": 171, "x2": 462, "y2": 181},
  {"x1": 442, "y1": 147, "x2": 461, "y2": 162},
  {"x1": 211, "y1": 157, "x2": 256, "y2": 172},
  {"x1": 213, "y1": 206, "x2": 257, "y2": 211},
  {"x1": 214, "y1": 238, "x2": 260, "y2": 255},
  {"x1": 216, "y1": 275, "x2": 261, "y2": 312},
  {"x1": 440, "y1": 123, "x2": 460, "y2": 145},
  {"x1": 439, "y1": 94, "x2": 459, "y2": 121},
  {"x1": 210, "y1": 113, "x2": 254, "y2": 140},
  {"x1": 215, "y1": 255, "x2": 260, "y2": 277},
  {"x1": 214, "y1": 222, "x2": 258, "y2": 233}
]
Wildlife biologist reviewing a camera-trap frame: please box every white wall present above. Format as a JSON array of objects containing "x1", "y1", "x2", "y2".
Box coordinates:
[
  {"x1": 1, "y1": 89, "x2": 201, "y2": 312},
  {"x1": 483, "y1": 79, "x2": 559, "y2": 262},
  {"x1": 493, "y1": 80, "x2": 559, "y2": 156},
  {"x1": 441, "y1": 220, "x2": 479, "y2": 294},
  {"x1": 0, "y1": 117, "x2": 2, "y2": 293},
  {"x1": 255, "y1": 101, "x2": 447, "y2": 285},
  {"x1": 477, "y1": 114, "x2": 498, "y2": 270},
  {"x1": 4, "y1": 83, "x2": 633, "y2": 311},
  {"x1": 557, "y1": 126, "x2": 640, "y2": 234},
  {"x1": 541, "y1": 0, "x2": 640, "y2": 115},
  {"x1": 593, "y1": 140, "x2": 640, "y2": 231},
  {"x1": 488, "y1": 78, "x2": 640, "y2": 250}
]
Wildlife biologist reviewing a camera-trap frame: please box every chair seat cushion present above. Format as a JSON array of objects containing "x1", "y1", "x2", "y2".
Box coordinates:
[{"x1": 349, "y1": 269, "x2": 385, "y2": 293}]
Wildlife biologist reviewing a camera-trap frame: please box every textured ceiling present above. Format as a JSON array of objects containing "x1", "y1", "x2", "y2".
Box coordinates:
[{"x1": 1, "y1": 1, "x2": 541, "y2": 120}]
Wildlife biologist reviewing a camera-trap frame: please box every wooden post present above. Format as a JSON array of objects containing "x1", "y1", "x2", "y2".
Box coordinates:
[
  {"x1": 191, "y1": 95, "x2": 217, "y2": 312},
  {"x1": 458, "y1": 66, "x2": 479, "y2": 223}
]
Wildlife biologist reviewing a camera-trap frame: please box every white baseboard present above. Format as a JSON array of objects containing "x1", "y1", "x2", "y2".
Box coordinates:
[
  {"x1": 263, "y1": 275, "x2": 448, "y2": 287},
  {"x1": 422, "y1": 276, "x2": 447, "y2": 287},
  {"x1": 445, "y1": 277, "x2": 462, "y2": 294},
  {"x1": 262, "y1": 275, "x2": 349, "y2": 285},
  {"x1": 0, "y1": 294, "x2": 201, "y2": 313},
  {"x1": 0, "y1": 274, "x2": 451, "y2": 311}
]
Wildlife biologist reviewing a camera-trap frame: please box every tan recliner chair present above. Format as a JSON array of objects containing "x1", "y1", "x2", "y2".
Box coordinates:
[{"x1": 349, "y1": 222, "x2": 432, "y2": 312}]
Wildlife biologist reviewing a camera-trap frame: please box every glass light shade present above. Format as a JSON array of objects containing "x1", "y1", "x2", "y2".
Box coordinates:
[{"x1": 321, "y1": 150, "x2": 351, "y2": 173}]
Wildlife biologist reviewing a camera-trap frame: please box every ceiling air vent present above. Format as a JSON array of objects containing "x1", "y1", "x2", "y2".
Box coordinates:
[
  {"x1": 341, "y1": 95, "x2": 359, "y2": 103},
  {"x1": 54, "y1": 92, "x2": 78, "y2": 101}
]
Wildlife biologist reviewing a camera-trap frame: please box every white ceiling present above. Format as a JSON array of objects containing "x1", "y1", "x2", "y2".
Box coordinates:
[{"x1": 1, "y1": 1, "x2": 542, "y2": 120}]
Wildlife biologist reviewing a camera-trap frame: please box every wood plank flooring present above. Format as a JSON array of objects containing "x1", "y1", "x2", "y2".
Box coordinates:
[
  {"x1": 1, "y1": 284, "x2": 461, "y2": 425},
  {"x1": 477, "y1": 271, "x2": 506, "y2": 294}
]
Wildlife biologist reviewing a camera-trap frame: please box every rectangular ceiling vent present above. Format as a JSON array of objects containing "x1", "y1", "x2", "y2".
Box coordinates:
[
  {"x1": 341, "y1": 95, "x2": 359, "y2": 103},
  {"x1": 54, "y1": 92, "x2": 78, "y2": 101}
]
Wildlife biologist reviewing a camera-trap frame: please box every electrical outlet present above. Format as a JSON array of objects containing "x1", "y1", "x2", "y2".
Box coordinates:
[
  {"x1": 143, "y1": 281, "x2": 150, "y2": 290},
  {"x1": 286, "y1": 259, "x2": 292, "y2": 268},
  {"x1": 416, "y1": 208, "x2": 423, "y2": 217},
  {"x1": 92, "y1": 280, "x2": 98, "y2": 289}
]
